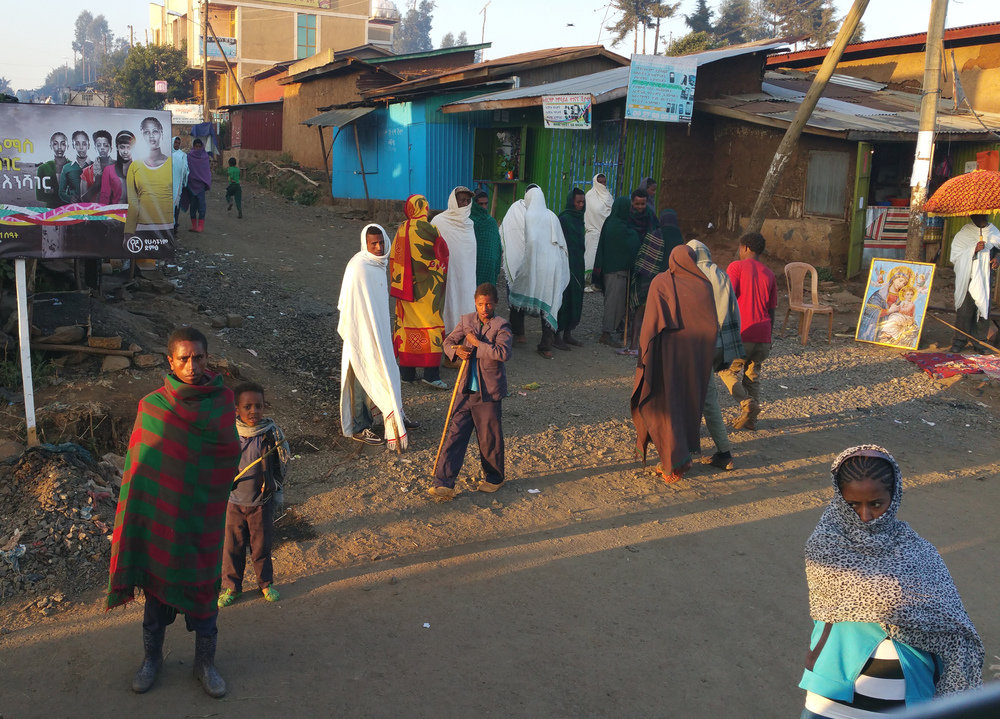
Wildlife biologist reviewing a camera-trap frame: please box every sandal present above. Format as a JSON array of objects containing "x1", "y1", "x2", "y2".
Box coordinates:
[
  {"x1": 654, "y1": 461, "x2": 691, "y2": 483},
  {"x1": 615, "y1": 348, "x2": 638, "y2": 357},
  {"x1": 701, "y1": 452, "x2": 734, "y2": 471},
  {"x1": 536, "y1": 349, "x2": 553, "y2": 359},
  {"x1": 217, "y1": 589, "x2": 241, "y2": 608}
]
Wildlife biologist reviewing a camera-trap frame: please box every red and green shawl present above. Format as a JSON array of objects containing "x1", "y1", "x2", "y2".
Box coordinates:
[{"x1": 106, "y1": 371, "x2": 241, "y2": 617}]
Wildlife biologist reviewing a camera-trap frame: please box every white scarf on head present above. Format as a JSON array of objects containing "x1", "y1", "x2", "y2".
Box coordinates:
[
  {"x1": 434, "y1": 188, "x2": 478, "y2": 334},
  {"x1": 500, "y1": 197, "x2": 528, "y2": 284},
  {"x1": 338, "y1": 224, "x2": 407, "y2": 450},
  {"x1": 171, "y1": 137, "x2": 189, "y2": 208},
  {"x1": 584, "y1": 174, "x2": 613, "y2": 272},
  {"x1": 508, "y1": 187, "x2": 570, "y2": 328},
  {"x1": 950, "y1": 221, "x2": 1000, "y2": 318}
]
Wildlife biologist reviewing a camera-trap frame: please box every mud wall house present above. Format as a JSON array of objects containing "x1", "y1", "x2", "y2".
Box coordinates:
[
  {"x1": 691, "y1": 70, "x2": 1000, "y2": 277},
  {"x1": 437, "y1": 41, "x2": 791, "y2": 224},
  {"x1": 322, "y1": 46, "x2": 632, "y2": 210},
  {"x1": 767, "y1": 21, "x2": 1000, "y2": 115},
  {"x1": 148, "y1": 0, "x2": 399, "y2": 111}
]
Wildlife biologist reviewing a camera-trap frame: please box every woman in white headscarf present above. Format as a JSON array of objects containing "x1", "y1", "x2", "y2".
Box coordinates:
[
  {"x1": 584, "y1": 173, "x2": 614, "y2": 287},
  {"x1": 171, "y1": 137, "x2": 189, "y2": 233},
  {"x1": 435, "y1": 186, "x2": 478, "y2": 336},
  {"x1": 508, "y1": 187, "x2": 571, "y2": 359},
  {"x1": 338, "y1": 224, "x2": 412, "y2": 451}
]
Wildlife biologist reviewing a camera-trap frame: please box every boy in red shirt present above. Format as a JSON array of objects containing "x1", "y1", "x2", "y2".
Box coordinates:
[{"x1": 720, "y1": 232, "x2": 777, "y2": 430}]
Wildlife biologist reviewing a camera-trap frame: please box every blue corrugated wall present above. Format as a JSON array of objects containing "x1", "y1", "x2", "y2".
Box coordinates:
[{"x1": 329, "y1": 96, "x2": 490, "y2": 210}]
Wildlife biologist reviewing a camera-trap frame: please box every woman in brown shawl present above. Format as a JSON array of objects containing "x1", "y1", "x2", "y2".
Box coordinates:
[{"x1": 631, "y1": 245, "x2": 718, "y2": 482}]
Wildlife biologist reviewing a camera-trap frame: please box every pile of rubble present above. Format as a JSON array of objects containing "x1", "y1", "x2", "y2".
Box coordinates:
[{"x1": 0, "y1": 444, "x2": 123, "y2": 614}]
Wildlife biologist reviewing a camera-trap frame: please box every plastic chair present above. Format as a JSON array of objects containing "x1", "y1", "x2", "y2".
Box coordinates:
[{"x1": 782, "y1": 262, "x2": 833, "y2": 346}]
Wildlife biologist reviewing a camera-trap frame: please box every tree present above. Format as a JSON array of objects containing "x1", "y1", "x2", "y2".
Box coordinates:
[
  {"x1": 101, "y1": 43, "x2": 194, "y2": 110},
  {"x1": 72, "y1": 11, "x2": 115, "y2": 84},
  {"x1": 456, "y1": 31, "x2": 468, "y2": 46},
  {"x1": 714, "y1": 0, "x2": 767, "y2": 45},
  {"x1": 685, "y1": 0, "x2": 714, "y2": 34},
  {"x1": 40, "y1": 64, "x2": 82, "y2": 102},
  {"x1": 850, "y1": 19, "x2": 865, "y2": 44},
  {"x1": 393, "y1": 1, "x2": 436, "y2": 54},
  {"x1": 0, "y1": 77, "x2": 13, "y2": 96},
  {"x1": 440, "y1": 32, "x2": 455, "y2": 48},
  {"x1": 605, "y1": 0, "x2": 649, "y2": 52},
  {"x1": 666, "y1": 30, "x2": 723, "y2": 56},
  {"x1": 759, "y1": 0, "x2": 838, "y2": 47}
]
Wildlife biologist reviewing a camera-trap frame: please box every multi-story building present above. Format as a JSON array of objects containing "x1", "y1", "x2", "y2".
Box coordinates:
[{"x1": 148, "y1": 0, "x2": 398, "y2": 110}]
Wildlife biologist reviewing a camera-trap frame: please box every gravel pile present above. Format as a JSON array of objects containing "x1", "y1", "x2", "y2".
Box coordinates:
[
  {"x1": 0, "y1": 444, "x2": 121, "y2": 613},
  {"x1": 166, "y1": 249, "x2": 341, "y2": 403}
]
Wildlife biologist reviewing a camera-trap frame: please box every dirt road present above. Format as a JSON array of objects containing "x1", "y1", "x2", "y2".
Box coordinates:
[{"x1": 1, "y1": 182, "x2": 998, "y2": 718}]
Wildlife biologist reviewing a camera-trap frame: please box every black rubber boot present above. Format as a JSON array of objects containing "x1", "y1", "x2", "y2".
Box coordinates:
[
  {"x1": 131, "y1": 626, "x2": 165, "y2": 693},
  {"x1": 193, "y1": 633, "x2": 226, "y2": 698}
]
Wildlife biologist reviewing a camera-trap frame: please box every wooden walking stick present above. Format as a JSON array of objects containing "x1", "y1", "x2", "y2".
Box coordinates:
[
  {"x1": 928, "y1": 313, "x2": 1000, "y2": 355},
  {"x1": 622, "y1": 272, "x2": 631, "y2": 349},
  {"x1": 433, "y1": 357, "x2": 468, "y2": 473}
]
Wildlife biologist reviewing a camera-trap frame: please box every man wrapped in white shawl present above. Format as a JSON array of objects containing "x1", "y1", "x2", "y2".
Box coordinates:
[
  {"x1": 584, "y1": 173, "x2": 613, "y2": 280},
  {"x1": 508, "y1": 187, "x2": 571, "y2": 330},
  {"x1": 338, "y1": 224, "x2": 408, "y2": 450},
  {"x1": 435, "y1": 186, "x2": 478, "y2": 334},
  {"x1": 499, "y1": 184, "x2": 534, "y2": 285},
  {"x1": 949, "y1": 215, "x2": 1000, "y2": 351}
]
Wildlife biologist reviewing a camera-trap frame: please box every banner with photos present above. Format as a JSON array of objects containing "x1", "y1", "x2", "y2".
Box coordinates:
[{"x1": 0, "y1": 104, "x2": 175, "y2": 259}]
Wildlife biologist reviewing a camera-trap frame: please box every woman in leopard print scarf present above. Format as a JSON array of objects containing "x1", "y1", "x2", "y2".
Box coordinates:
[{"x1": 804, "y1": 445, "x2": 983, "y2": 701}]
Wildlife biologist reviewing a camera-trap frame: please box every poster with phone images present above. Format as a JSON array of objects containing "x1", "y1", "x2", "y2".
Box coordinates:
[{"x1": 0, "y1": 103, "x2": 175, "y2": 259}]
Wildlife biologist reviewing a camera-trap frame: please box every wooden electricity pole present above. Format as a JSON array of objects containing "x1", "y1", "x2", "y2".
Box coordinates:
[
  {"x1": 746, "y1": 0, "x2": 870, "y2": 234},
  {"x1": 904, "y1": 0, "x2": 949, "y2": 261},
  {"x1": 203, "y1": 0, "x2": 210, "y2": 121}
]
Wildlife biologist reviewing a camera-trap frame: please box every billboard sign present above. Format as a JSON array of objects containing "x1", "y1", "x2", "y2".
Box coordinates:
[
  {"x1": 625, "y1": 54, "x2": 697, "y2": 123},
  {"x1": 165, "y1": 103, "x2": 204, "y2": 125},
  {"x1": 542, "y1": 94, "x2": 592, "y2": 130},
  {"x1": 197, "y1": 35, "x2": 237, "y2": 60},
  {"x1": 0, "y1": 104, "x2": 175, "y2": 259},
  {"x1": 154, "y1": 80, "x2": 168, "y2": 93}
]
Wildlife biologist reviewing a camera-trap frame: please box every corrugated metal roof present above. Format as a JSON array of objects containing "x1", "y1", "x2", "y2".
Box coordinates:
[
  {"x1": 441, "y1": 42, "x2": 792, "y2": 112},
  {"x1": 699, "y1": 72, "x2": 1000, "y2": 137},
  {"x1": 301, "y1": 107, "x2": 374, "y2": 128}
]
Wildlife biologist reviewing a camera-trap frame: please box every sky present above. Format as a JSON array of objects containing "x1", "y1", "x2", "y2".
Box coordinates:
[{"x1": 1, "y1": 0, "x2": 997, "y2": 91}]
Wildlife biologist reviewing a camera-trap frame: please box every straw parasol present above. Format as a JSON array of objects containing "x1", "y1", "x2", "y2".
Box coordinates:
[{"x1": 923, "y1": 170, "x2": 1000, "y2": 217}]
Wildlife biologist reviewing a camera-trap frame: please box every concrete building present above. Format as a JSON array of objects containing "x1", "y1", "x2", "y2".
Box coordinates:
[{"x1": 148, "y1": 0, "x2": 398, "y2": 111}]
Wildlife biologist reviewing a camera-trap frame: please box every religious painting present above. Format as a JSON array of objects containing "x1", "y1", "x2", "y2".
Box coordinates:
[{"x1": 855, "y1": 259, "x2": 936, "y2": 350}]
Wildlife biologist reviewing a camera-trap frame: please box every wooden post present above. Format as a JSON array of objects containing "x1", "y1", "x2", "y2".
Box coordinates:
[
  {"x1": 14, "y1": 260, "x2": 38, "y2": 446},
  {"x1": 746, "y1": 0, "x2": 871, "y2": 235},
  {"x1": 202, "y1": 0, "x2": 210, "y2": 121},
  {"x1": 904, "y1": 0, "x2": 949, "y2": 261},
  {"x1": 207, "y1": 19, "x2": 248, "y2": 105},
  {"x1": 317, "y1": 125, "x2": 331, "y2": 188},
  {"x1": 353, "y1": 123, "x2": 373, "y2": 220}
]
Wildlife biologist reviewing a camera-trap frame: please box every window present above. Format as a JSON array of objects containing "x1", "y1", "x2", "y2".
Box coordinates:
[
  {"x1": 805, "y1": 150, "x2": 850, "y2": 218},
  {"x1": 297, "y1": 14, "x2": 316, "y2": 59}
]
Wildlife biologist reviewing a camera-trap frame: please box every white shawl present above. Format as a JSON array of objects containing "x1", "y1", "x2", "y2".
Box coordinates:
[
  {"x1": 509, "y1": 187, "x2": 570, "y2": 328},
  {"x1": 338, "y1": 224, "x2": 407, "y2": 450},
  {"x1": 500, "y1": 198, "x2": 527, "y2": 284},
  {"x1": 950, "y1": 221, "x2": 1000, "y2": 318},
  {"x1": 435, "y1": 188, "x2": 478, "y2": 334},
  {"x1": 584, "y1": 174, "x2": 613, "y2": 272}
]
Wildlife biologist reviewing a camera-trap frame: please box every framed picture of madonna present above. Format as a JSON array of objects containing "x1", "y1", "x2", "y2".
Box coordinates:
[{"x1": 855, "y1": 259, "x2": 936, "y2": 351}]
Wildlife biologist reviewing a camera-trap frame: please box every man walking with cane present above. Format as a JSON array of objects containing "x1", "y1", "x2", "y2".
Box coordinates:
[{"x1": 427, "y1": 283, "x2": 512, "y2": 500}]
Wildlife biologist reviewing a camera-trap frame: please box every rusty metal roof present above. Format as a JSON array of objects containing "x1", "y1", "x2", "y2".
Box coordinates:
[
  {"x1": 698, "y1": 69, "x2": 1000, "y2": 139},
  {"x1": 439, "y1": 41, "x2": 791, "y2": 113}
]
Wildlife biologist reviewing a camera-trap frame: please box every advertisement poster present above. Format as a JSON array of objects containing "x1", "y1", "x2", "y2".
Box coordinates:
[
  {"x1": 855, "y1": 259, "x2": 935, "y2": 350},
  {"x1": 0, "y1": 104, "x2": 175, "y2": 259},
  {"x1": 542, "y1": 94, "x2": 592, "y2": 130},
  {"x1": 625, "y1": 54, "x2": 697, "y2": 123},
  {"x1": 165, "y1": 103, "x2": 204, "y2": 125},
  {"x1": 197, "y1": 35, "x2": 238, "y2": 60}
]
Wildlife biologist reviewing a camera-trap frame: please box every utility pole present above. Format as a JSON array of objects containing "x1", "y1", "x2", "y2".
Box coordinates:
[
  {"x1": 480, "y1": 2, "x2": 491, "y2": 46},
  {"x1": 128, "y1": 25, "x2": 134, "y2": 48},
  {"x1": 747, "y1": 0, "x2": 870, "y2": 234},
  {"x1": 203, "y1": 0, "x2": 210, "y2": 121},
  {"x1": 904, "y1": 0, "x2": 949, "y2": 261}
]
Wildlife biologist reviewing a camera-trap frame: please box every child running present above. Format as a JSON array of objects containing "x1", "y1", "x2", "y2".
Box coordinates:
[
  {"x1": 218, "y1": 381, "x2": 289, "y2": 607},
  {"x1": 225, "y1": 157, "x2": 242, "y2": 218}
]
